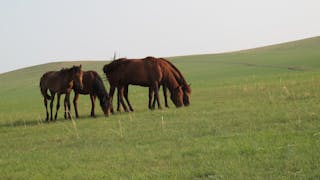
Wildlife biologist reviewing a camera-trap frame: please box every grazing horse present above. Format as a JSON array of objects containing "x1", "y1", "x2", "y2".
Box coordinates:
[
  {"x1": 103, "y1": 57, "x2": 183, "y2": 113},
  {"x1": 40, "y1": 65, "x2": 83, "y2": 121},
  {"x1": 72, "y1": 71, "x2": 110, "y2": 118},
  {"x1": 156, "y1": 58, "x2": 191, "y2": 107},
  {"x1": 118, "y1": 57, "x2": 191, "y2": 111}
]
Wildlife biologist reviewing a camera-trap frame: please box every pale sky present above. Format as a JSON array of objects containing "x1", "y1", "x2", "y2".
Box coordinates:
[{"x1": 0, "y1": 0, "x2": 319, "y2": 73}]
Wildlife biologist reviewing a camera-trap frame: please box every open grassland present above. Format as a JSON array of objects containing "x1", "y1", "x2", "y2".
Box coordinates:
[{"x1": 1, "y1": 37, "x2": 320, "y2": 179}]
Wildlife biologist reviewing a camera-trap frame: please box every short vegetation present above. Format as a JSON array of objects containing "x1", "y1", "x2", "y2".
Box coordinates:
[{"x1": 1, "y1": 37, "x2": 320, "y2": 179}]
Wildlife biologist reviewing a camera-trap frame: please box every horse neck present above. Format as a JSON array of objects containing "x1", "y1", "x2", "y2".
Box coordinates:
[
  {"x1": 93, "y1": 78, "x2": 108, "y2": 103},
  {"x1": 166, "y1": 73, "x2": 180, "y2": 93},
  {"x1": 59, "y1": 70, "x2": 74, "y2": 86},
  {"x1": 161, "y1": 58, "x2": 187, "y2": 86}
]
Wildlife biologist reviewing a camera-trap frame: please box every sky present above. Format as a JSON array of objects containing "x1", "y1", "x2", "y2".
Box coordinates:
[{"x1": 0, "y1": 0, "x2": 320, "y2": 73}]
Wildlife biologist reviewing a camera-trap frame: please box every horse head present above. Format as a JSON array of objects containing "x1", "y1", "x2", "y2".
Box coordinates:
[
  {"x1": 100, "y1": 95, "x2": 110, "y2": 117},
  {"x1": 71, "y1": 65, "x2": 83, "y2": 90},
  {"x1": 182, "y1": 83, "x2": 191, "y2": 106},
  {"x1": 92, "y1": 77, "x2": 110, "y2": 117}
]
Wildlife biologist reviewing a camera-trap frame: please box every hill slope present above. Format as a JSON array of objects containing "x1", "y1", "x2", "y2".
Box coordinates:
[{"x1": 1, "y1": 36, "x2": 320, "y2": 179}]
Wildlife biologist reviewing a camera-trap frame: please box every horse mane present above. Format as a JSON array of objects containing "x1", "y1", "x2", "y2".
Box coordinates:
[
  {"x1": 144, "y1": 56, "x2": 156, "y2": 60},
  {"x1": 59, "y1": 65, "x2": 80, "y2": 74},
  {"x1": 92, "y1": 73, "x2": 109, "y2": 108},
  {"x1": 160, "y1": 58, "x2": 191, "y2": 93},
  {"x1": 59, "y1": 67, "x2": 71, "y2": 73}
]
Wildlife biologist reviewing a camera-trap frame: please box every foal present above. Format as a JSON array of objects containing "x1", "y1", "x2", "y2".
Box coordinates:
[{"x1": 40, "y1": 65, "x2": 83, "y2": 121}]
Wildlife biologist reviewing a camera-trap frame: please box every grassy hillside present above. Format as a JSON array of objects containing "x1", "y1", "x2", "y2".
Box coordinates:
[{"x1": 1, "y1": 36, "x2": 320, "y2": 179}]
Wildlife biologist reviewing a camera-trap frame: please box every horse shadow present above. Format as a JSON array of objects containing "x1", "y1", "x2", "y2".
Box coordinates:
[{"x1": 0, "y1": 115, "x2": 106, "y2": 128}]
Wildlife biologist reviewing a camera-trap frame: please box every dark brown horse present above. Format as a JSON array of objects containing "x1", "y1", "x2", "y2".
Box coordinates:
[
  {"x1": 117, "y1": 57, "x2": 191, "y2": 111},
  {"x1": 103, "y1": 57, "x2": 183, "y2": 113},
  {"x1": 72, "y1": 71, "x2": 110, "y2": 118},
  {"x1": 40, "y1": 65, "x2": 83, "y2": 121}
]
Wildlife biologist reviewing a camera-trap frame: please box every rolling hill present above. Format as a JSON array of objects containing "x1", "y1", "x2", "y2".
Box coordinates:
[{"x1": 0, "y1": 36, "x2": 320, "y2": 179}]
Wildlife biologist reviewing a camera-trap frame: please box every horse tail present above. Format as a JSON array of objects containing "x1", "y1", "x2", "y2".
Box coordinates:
[
  {"x1": 40, "y1": 77, "x2": 51, "y2": 100},
  {"x1": 41, "y1": 86, "x2": 51, "y2": 100}
]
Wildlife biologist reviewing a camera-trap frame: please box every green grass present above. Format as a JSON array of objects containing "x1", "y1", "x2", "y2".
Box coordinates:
[{"x1": 1, "y1": 36, "x2": 320, "y2": 179}]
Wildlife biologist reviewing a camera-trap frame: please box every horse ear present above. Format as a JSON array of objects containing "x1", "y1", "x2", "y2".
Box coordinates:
[
  {"x1": 79, "y1": 64, "x2": 82, "y2": 69},
  {"x1": 188, "y1": 83, "x2": 191, "y2": 86}
]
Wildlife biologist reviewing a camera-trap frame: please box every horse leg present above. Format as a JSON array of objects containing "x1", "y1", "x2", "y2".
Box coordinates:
[
  {"x1": 64, "y1": 93, "x2": 71, "y2": 119},
  {"x1": 109, "y1": 86, "x2": 115, "y2": 114},
  {"x1": 153, "y1": 82, "x2": 162, "y2": 109},
  {"x1": 44, "y1": 97, "x2": 49, "y2": 121},
  {"x1": 49, "y1": 92, "x2": 55, "y2": 121},
  {"x1": 163, "y1": 85, "x2": 169, "y2": 108},
  {"x1": 64, "y1": 95, "x2": 67, "y2": 119},
  {"x1": 90, "y1": 94, "x2": 96, "y2": 117},
  {"x1": 54, "y1": 93, "x2": 61, "y2": 120},
  {"x1": 117, "y1": 87, "x2": 121, "y2": 112},
  {"x1": 152, "y1": 85, "x2": 161, "y2": 108},
  {"x1": 124, "y1": 85, "x2": 134, "y2": 112},
  {"x1": 67, "y1": 93, "x2": 72, "y2": 119},
  {"x1": 73, "y1": 93, "x2": 80, "y2": 118},
  {"x1": 149, "y1": 87, "x2": 154, "y2": 110},
  {"x1": 118, "y1": 86, "x2": 129, "y2": 112}
]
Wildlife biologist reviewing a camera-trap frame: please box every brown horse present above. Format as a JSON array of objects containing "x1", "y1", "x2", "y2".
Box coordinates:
[
  {"x1": 103, "y1": 57, "x2": 183, "y2": 113},
  {"x1": 155, "y1": 58, "x2": 191, "y2": 107},
  {"x1": 117, "y1": 57, "x2": 191, "y2": 111},
  {"x1": 72, "y1": 71, "x2": 110, "y2": 118},
  {"x1": 40, "y1": 65, "x2": 83, "y2": 121}
]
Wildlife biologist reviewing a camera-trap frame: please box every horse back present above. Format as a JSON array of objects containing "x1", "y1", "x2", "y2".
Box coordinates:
[
  {"x1": 40, "y1": 70, "x2": 72, "y2": 94},
  {"x1": 106, "y1": 59, "x2": 162, "y2": 86}
]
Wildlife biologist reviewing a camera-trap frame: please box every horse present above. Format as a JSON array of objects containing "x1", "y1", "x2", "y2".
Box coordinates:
[
  {"x1": 103, "y1": 57, "x2": 183, "y2": 113},
  {"x1": 72, "y1": 71, "x2": 110, "y2": 118},
  {"x1": 155, "y1": 58, "x2": 191, "y2": 107},
  {"x1": 117, "y1": 57, "x2": 191, "y2": 111},
  {"x1": 40, "y1": 65, "x2": 83, "y2": 121}
]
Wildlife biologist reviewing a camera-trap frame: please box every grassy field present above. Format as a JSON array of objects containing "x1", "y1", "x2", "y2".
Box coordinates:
[{"x1": 1, "y1": 37, "x2": 320, "y2": 179}]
